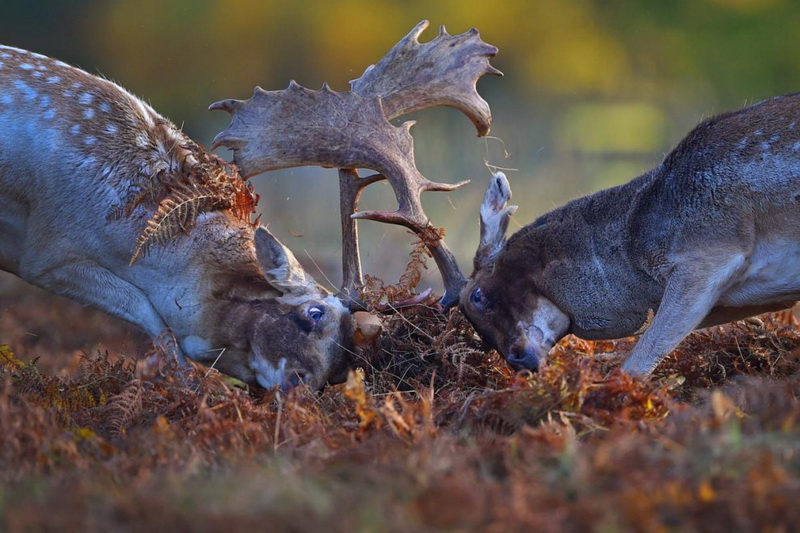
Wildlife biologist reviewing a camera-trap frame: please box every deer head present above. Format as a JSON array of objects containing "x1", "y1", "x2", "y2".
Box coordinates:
[{"x1": 459, "y1": 172, "x2": 570, "y2": 371}]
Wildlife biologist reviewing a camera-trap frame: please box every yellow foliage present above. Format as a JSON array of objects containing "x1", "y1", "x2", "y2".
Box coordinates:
[{"x1": 345, "y1": 368, "x2": 378, "y2": 431}]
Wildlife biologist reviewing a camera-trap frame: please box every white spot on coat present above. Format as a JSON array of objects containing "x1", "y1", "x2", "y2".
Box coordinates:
[
  {"x1": 70, "y1": 124, "x2": 80, "y2": 135},
  {"x1": 105, "y1": 124, "x2": 119, "y2": 135},
  {"x1": 83, "y1": 108, "x2": 95, "y2": 119},
  {"x1": 43, "y1": 108, "x2": 56, "y2": 120},
  {"x1": 84, "y1": 135, "x2": 97, "y2": 145},
  {"x1": 19, "y1": 63, "x2": 34, "y2": 71},
  {"x1": 13, "y1": 80, "x2": 37, "y2": 102},
  {"x1": 79, "y1": 92, "x2": 94, "y2": 105},
  {"x1": 46, "y1": 75, "x2": 61, "y2": 84}
]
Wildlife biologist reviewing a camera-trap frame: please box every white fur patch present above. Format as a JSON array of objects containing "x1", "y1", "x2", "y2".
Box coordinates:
[
  {"x1": 13, "y1": 80, "x2": 37, "y2": 102},
  {"x1": 251, "y1": 357, "x2": 287, "y2": 389}
]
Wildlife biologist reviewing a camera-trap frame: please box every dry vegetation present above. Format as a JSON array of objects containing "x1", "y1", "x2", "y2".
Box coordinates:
[{"x1": 1, "y1": 275, "x2": 799, "y2": 532}]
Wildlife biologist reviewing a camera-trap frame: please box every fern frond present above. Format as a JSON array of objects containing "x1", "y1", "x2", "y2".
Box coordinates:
[
  {"x1": 103, "y1": 380, "x2": 144, "y2": 438},
  {"x1": 118, "y1": 142, "x2": 258, "y2": 264},
  {"x1": 130, "y1": 186, "x2": 222, "y2": 265}
]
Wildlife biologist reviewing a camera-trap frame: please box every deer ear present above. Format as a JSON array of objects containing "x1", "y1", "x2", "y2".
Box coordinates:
[
  {"x1": 254, "y1": 227, "x2": 319, "y2": 298},
  {"x1": 474, "y1": 172, "x2": 517, "y2": 272}
]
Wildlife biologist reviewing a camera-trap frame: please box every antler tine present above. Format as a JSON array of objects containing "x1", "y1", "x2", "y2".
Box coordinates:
[
  {"x1": 350, "y1": 19, "x2": 503, "y2": 135},
  {"x1": 336, "y1": 168, "x2": 384, "y2": 310}
]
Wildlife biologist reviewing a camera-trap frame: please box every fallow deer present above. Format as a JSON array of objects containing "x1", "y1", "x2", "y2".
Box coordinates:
[
  {"x1": 0, "y1": 44, "x2": 354, "y2": 389},
  {"x1": 0, "y1": 21, "x2": 502, "y2": 389},
  {"x1": 460, "y1": 96, "x2": 800, "y2": 376}
]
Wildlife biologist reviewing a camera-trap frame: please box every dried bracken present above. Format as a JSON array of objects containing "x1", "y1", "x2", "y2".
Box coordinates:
[
  {"x1": 118, "y1": 143, "x2": 258, "y2": 264},
  {"x1": 0, "y1": 285, "x2": 799, "y2": 531}
]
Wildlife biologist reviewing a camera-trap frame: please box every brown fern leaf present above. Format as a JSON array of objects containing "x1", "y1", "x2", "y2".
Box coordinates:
[
  {"x1": 362, "y1": 236, "x2": 431, "y2": 306},
  {"x1": 123, "y1": 143, "x2": 258, "y2": 264},
  {"x1": 130, "y1": 185, "x2": 225, "y2": 265},
  {"x1": 397, "y1": 237, "x2": 430, "y2": 296},
  {"x1": 102, "y1": 379, "x2": 144, "y2": 439}
]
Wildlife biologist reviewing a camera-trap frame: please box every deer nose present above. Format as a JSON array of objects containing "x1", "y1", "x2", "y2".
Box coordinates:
[
  {"x1": 506, "y1": 344, "x2": 540, "y2": 371},
  {"x1": 281, "y1": 369, "x2": 311, "y2": 392}
]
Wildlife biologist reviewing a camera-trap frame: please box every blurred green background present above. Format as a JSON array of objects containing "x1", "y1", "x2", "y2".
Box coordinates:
[{"x1": 2, "y1": 0, "x2": 799, "y2": 293}]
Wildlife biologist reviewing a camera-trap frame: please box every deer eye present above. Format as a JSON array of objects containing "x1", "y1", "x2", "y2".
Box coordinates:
[
  {"x1": 470, "y1": 286, "x2": 488, "y2": 310},
  {"x1": 307, "y1": 305, "x2": 325, "y2": 323}
]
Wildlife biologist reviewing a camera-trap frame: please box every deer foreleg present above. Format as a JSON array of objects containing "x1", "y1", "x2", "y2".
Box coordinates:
[{"x1": 621, "y1": 254, "x2": 747, "y2": 376}]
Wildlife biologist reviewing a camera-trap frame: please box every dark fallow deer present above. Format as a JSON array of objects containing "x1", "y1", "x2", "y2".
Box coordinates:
[{"x1": 461, "y1": 95, "x2": 800, "y2": 377}]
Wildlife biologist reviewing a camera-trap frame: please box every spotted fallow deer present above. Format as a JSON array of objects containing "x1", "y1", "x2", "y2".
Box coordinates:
[
  {"x1": 460, "y1": 95, "x2": 800, "y2": 377},
  {"x1": 0, "y1": 21, "x2": 501, "y2": 389},
  {"x1": 0, "y1": 44, "x2": 355, "y2": 390}
]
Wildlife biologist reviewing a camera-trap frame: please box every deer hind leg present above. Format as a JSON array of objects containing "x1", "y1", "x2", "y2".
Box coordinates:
[{"x1": 621, "y1": 253, "x2": 747, "y2": 377}]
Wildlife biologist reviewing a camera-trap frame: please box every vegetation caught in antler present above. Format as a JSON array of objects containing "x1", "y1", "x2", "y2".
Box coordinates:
[{"x1": 122, "y1": 144, "x2": 258, "y2": 264}]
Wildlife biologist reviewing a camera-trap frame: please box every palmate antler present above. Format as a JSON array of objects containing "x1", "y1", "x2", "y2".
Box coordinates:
[{"x1": 211, "y1": 20, "x2": 501, "y2": 308}]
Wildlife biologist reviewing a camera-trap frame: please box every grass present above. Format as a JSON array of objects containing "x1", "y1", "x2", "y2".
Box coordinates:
[{"x1": 1, "y1": 279, "x2": 799, "y2": 532}]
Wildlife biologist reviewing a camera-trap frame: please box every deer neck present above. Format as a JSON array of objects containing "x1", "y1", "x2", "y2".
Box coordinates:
[{"x1": 130, "y1": 211, "x2": 275, "y2": 346}]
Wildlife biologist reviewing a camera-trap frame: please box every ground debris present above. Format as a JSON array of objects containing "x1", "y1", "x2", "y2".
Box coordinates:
[{"x1": 1, "y1": 290, "x2": 799, "y2": 531}]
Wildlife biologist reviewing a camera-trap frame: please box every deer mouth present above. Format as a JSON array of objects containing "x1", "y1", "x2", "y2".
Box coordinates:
[
  {"x1": 249, "y1": 356, "x2": 315, "y2": 391},
  {"x1": 502, "y1": 323, "x2": 561, "y2": 372}
]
